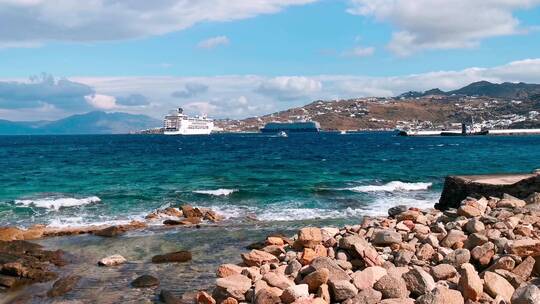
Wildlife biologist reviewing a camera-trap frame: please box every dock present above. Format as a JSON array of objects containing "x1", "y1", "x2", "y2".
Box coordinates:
[{"x1": 399, "y1": 128, "x2": 540, "y2": 136}]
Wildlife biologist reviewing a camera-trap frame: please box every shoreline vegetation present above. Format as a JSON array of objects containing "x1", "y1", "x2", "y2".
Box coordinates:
[{"x1": 1, "y1": 171, "x2": 540, "y2": 303}]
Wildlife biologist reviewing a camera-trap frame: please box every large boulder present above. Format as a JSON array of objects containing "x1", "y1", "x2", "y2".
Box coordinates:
[
  {"x1": 151, "y1": 251, "x2": 192, "y2": 263},
  {"x1": 511, "y1": 284, "x2": 540, "y2": 304},
  {"x1": 373, "y1": 275, "x2": 409, "y2": 299},
  {"x1": 297, "y1": 227, "x2": 323, "y2": 249},
  {"x1": 436, "y1": 172, "x2": 540, "y2": 210},
  {"x1": 402, "y1": 266, "x2": 436, "y2": 297},
  {"x1": 215, "y1": 274, "x2": 252, "y2": 301},
  {"x1": 458, "y1": 263, "x2": 483, "y2": 301},
  {"x1": 483, "y1": 271, "x2": 515, "y2": 302},
  {"x1": 241, "y1": 250, "x2": 279, "y2": 267}
]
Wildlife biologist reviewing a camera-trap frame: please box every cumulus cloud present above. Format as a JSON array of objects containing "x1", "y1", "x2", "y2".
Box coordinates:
[
  {"x1": 171, "y1": 83, "x2": 209, "y2": 98},
  {"x1": 1, "y1": 57, "x2": 531, "y2": 121},
  {"x1": 197, "y1": 36, "x2": 230, "y2": 49},
  {"x1": 256, "y1": 76, "x2": 322, "y2": 100},
  {"x1": 347, "y1": 0, "x2": 540, "y2": 56},
  {"x1": 0, "y1": 73, "x2": 94, "y2": 110},
  {"x1": 115, "y1": 94, "x2": 150, "y2": 106},
  {"x1": 84, "y1": 94, "x2": 117, "y2": 110},
  {"x1": 0, "y1": 0, "x2": 316, "y2": 47}
]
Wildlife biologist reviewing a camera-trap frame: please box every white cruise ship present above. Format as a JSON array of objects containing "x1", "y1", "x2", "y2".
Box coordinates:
[{"x1": 163, "y1": 108, "x2": 214, "y2": 135}]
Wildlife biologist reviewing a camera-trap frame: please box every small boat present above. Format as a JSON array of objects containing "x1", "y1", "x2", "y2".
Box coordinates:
[
  {"x1": 340, "y1": 130, "x2": 347, "y2": 135},
  {"x1": 278, "y1": 131, "x2": 288, "y2": 137}
]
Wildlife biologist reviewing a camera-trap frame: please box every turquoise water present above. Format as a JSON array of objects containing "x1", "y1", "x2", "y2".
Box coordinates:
[{"x1": 1, "y1": 132, "x2": 540, "y2": 228}]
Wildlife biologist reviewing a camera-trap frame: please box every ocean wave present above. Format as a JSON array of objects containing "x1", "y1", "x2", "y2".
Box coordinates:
[
  {"x1": 14, "y1": 196, "x2": 101, "y2": 210},
  {"x1": 208, "y1": 197, "x2": 437, "y2": 221},
  {"x1": 347, "y1": 181, "x2": 432, "y2": 193},
  {"x1": 193, "y1": 189, "x2": 238, "y2": 196}
]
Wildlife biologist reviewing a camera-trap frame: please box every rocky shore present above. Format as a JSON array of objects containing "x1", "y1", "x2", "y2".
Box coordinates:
[
  {"x1": 2, "y1": 186, "x2": 540, "y2": 303},
  {"x1": 194, "y1": 192, "x2": 540, "y2": 304}
]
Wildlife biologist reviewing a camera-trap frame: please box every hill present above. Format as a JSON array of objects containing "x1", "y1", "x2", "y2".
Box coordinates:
[
  {"x1": 398, "y1": 81, "x2": 540, "y2": 99},
  {"x1": 217, "y1": 81, "x2": 540, "y2": 132},
  {"x1": 0, "y1": 111, "x2": 161, "y2": 135}
]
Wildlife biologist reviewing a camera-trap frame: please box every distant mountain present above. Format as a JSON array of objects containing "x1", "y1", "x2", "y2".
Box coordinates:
[
  {"x1": 0, "y1": 111, "x2": 161, "y2": 135},
  {"x1": 399, "y1": 81, "x2": 540, "y2": 99}
]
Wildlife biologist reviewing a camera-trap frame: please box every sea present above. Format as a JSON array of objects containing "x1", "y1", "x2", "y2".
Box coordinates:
[{"x1": 1, "y1": 132, "x2": 540, "y2": 301}]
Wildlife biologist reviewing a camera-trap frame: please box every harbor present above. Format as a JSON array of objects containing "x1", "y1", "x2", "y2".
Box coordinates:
[{"x1": 399, "y1": 128, "x2": 540, "y2": 137}]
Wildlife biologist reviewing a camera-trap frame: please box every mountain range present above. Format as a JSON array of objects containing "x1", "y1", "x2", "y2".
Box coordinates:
[
  {"x1": 398, "y1": 81, "x2": 540, "y2": 100},
  {"x1": 0, "y1": 111, "x2": 161, "y2": 135}
]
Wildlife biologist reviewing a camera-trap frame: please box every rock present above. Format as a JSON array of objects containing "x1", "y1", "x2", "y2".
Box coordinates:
[
  {"x1": 280, "y1": 284, "x2": 309, "y2": 304},
  {"x1": 396, "y1": 210, "x2": 422, "y2": 222},
  {"x1": 310, "y1": 257, "x2": 350, "y2": 281},
  {"x1": 483, "y1": 271, "x2": 514, "y2": 302},
  {"x1": 351, "y1": 266, "x2": 387, "y2": 290},
  {"x1": 196, "y1": 291, "x2": 216, "y2": 304},
  {"x1": 471, "y1": 242, "x2": 495, "y2": 266},
  {"x1": 512, "y1": 256, "x2": 536, "y2": 280},
  {"x1": 297, "y1": 227, "x2": 323, "y2": 249},
  {"x1": 352, "y1": 242, "x2": 384, "y2": 267},
  {"x1": 0, "y1": 227, "x2": 24, "y2": 241},
  {"x1": 508, "y1": 239, "x2": 540, "y2": 257},
  {"x1": 215, "y1": 274, "x2": 252, "y2": 301},
  {"x1": 339, "y1": 235, "x2": 367, "y2": 250},
  {"x1": 526, "y1": 192, "x2": 540, "y2": 204},
  {"x1": 21, "y1": 226, "x2": 45, "y2": 240},
  {"x1": 160, "y1": 290, "x2": 183, "y2": 304},
  {"x1": 458, "y1": 263, "x2": 483, "y2": 301},
  {"x1": 350, "y1": 288, "x2": 382, "y2": 304},
  {"x1": 262, "y1": 272, "x2": 294, "y2": 289},
  {"x1": 394, "y1": 249, "x2": 414, "y2": 267},
  {"x1": 267, "y1": 236, "x2": 285, "y2": 246},
  {"x1": 241, "y1": 250, "x2": 279, "y2": 267},
  {"x1": 416, "y1": 286, "x2": 464, "y2": 304},
  {"x1": 511, "y1": 284, "x2": 540, "y2": 304},
  {"x1": 441, "y1": 230, "x2": 467, "y2": 248},
  {"x1": 417, "y1": 243, "x2": 435, "y2": 261},
  {"x1": 431, "y1": 264, "x2": 457, "y2": 281},
  {"x1": 402, "y1": 266, "x2": 436, "y2": 297},
  {"x1": 93, "y1": 226, "x2": 125, "y2": 237},
  {"x1": 131, "y1": 275, "x2": 159, "y2": 288},
  {"x1": 181, "y1": 205, "x2": 203, "y2": 218},
  {"x1": 497, "y1": 194, "x2": 527, "y2": 208},
  {"x1": 373, "y1": 274, "x2": 409, "y2": 299},
  {"x1": 217, "y1": 264, "x2": 244, "y2": 278},
  {"x1": 442, "y1": 248, "x2": 470, "y2": 267},
  {"x1": 465, "y1": 218, "x2": 485, "y2": 233},
  {"x1": 204, "y1": 210, "x2": 223, "y2": 222},
  {"x1": 221, "y1": 297, "x2": 238, "y2": 304},
  {"x1": 303, "y1": 268, "x2": 329, "y2": 292},
  {"x1": 285, "y1": 260, "x2": 302, "y2": 275},
  {"x1": 47, "y1": 275, "x2": 80, "y2": 297},
  {"x1": 372, "y1": 230, "x2": 402, "y2": 246},
  {"x1": 317, "y1": 284, "x2": 331, "y2": 304},
  {"x1": 152, "y1": 251, "x2": 192, "y2": 263},
  {"x1": 389, "y1": 205, "x2": 408, "y2": 217},
  {"x1": 300, "y1": 248, "x2": 317, "y2": 265},
  {"x1": 379, "y1": 298, "x2": 415, "y2": 304},
  {"x1": 254, "y1": 288, "x2": 281, "y2": 304},
  {"x1": 98, "y1": 254, "x2": 126, "y2": 266},
  {"x1": 329, "y1": 280, "x2": 358, "y2": 302},
  {"x1": 436, "y1": 173, "x2": 540, "y2": 210}
]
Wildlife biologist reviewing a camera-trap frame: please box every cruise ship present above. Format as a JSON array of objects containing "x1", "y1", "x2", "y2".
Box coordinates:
[
  {"x1": 163, "y1": 108, "x2": 214, "y2": 135},
  {"x1": 260, "y1": 121, "x2": 320, "y2": 133}
]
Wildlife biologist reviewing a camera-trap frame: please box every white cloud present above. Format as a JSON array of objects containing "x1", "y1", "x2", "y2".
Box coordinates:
[
  {"x1": 84, "y1": 94, "x2": 117, "y2": 110},
  {"x1": 348, "y1": 0, "x2": 540, "y2": 56},
  {"x1": 0, "y1": 0, "x2": 316, "y2": 47},
  {"x1": 343, "y1": 46, "x2": 375, "y2": 57},
  {"x1": 3, "y1": 58, "x2": 540, "y2": 121},
  {"x1": 256, "y1": 76, "x2": 322, "y2": 100},
  {"x1": 197, "y1": 36, "x2": 230, "y2": 49}
]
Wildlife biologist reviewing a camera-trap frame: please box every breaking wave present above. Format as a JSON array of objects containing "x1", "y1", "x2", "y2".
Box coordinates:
[
  {"x1": 346, "y1": 181, "x2": 432, "y2": 193},
  {"x1": 14, "y1": 196, "x2": 101, "y2": 210},
  {"x1": 193, "y1": 189, "x2": 238, "y2": 196}
]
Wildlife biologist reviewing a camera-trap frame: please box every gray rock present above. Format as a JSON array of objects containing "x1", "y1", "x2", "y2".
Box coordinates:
[
  {"x1": 329, "y1": 280, "x2": 358, "y2": 301},
  {"x1": 511, "y1": 284, "x2": 540, "y2": 304},
  {"x1": 373, "y1": 274, "x2": 409, "y2": 299},
  {"x1": 372, "y1": 230, "x2": 402, "y2": 246},
  {"x1": 442, "y1": 248, "x2": 470, "y2": 267},
  {"x1": 389, "y1": 205, "x2": 408, "y2": 217},
  {"x1": 402, "y1": 266, "x2": 436, "y2": 297}
]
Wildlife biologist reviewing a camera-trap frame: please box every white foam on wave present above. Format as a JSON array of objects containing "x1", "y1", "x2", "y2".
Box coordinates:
[
  {"x1": 14, "y1": 196, "x2": 101, "y2": 210},
  {"x1": 347, "y1": 181, "x2": 432, "y2": 193},
  {"x1": 193, "y1": 189, "x2": 238, "y2": 196},
  {"x1": 207, "y1": 196, "x2": 437, "y2": 222}
]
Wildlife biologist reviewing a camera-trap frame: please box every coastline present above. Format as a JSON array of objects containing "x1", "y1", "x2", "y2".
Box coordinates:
[{"x1": 2, "y1": 172, "x2": 540, "y2": 303}]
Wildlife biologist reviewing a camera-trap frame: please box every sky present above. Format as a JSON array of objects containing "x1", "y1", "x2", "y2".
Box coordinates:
[{"x1": 1, "y1": 0, "x2": 540, "y2": 121}]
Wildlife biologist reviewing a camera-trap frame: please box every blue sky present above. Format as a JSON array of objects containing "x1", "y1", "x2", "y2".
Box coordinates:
[{"x1": 1, "y1": 0, "x2": 540, "y2": 120}]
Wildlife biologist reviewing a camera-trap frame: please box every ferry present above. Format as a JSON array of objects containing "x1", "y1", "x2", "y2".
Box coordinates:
[
  {"x1": 260, "y1": 121, "x2": 320, "y2": 133},
  {"x1": 163, "y1": 108, "x2": 214, "y2": 135}
]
